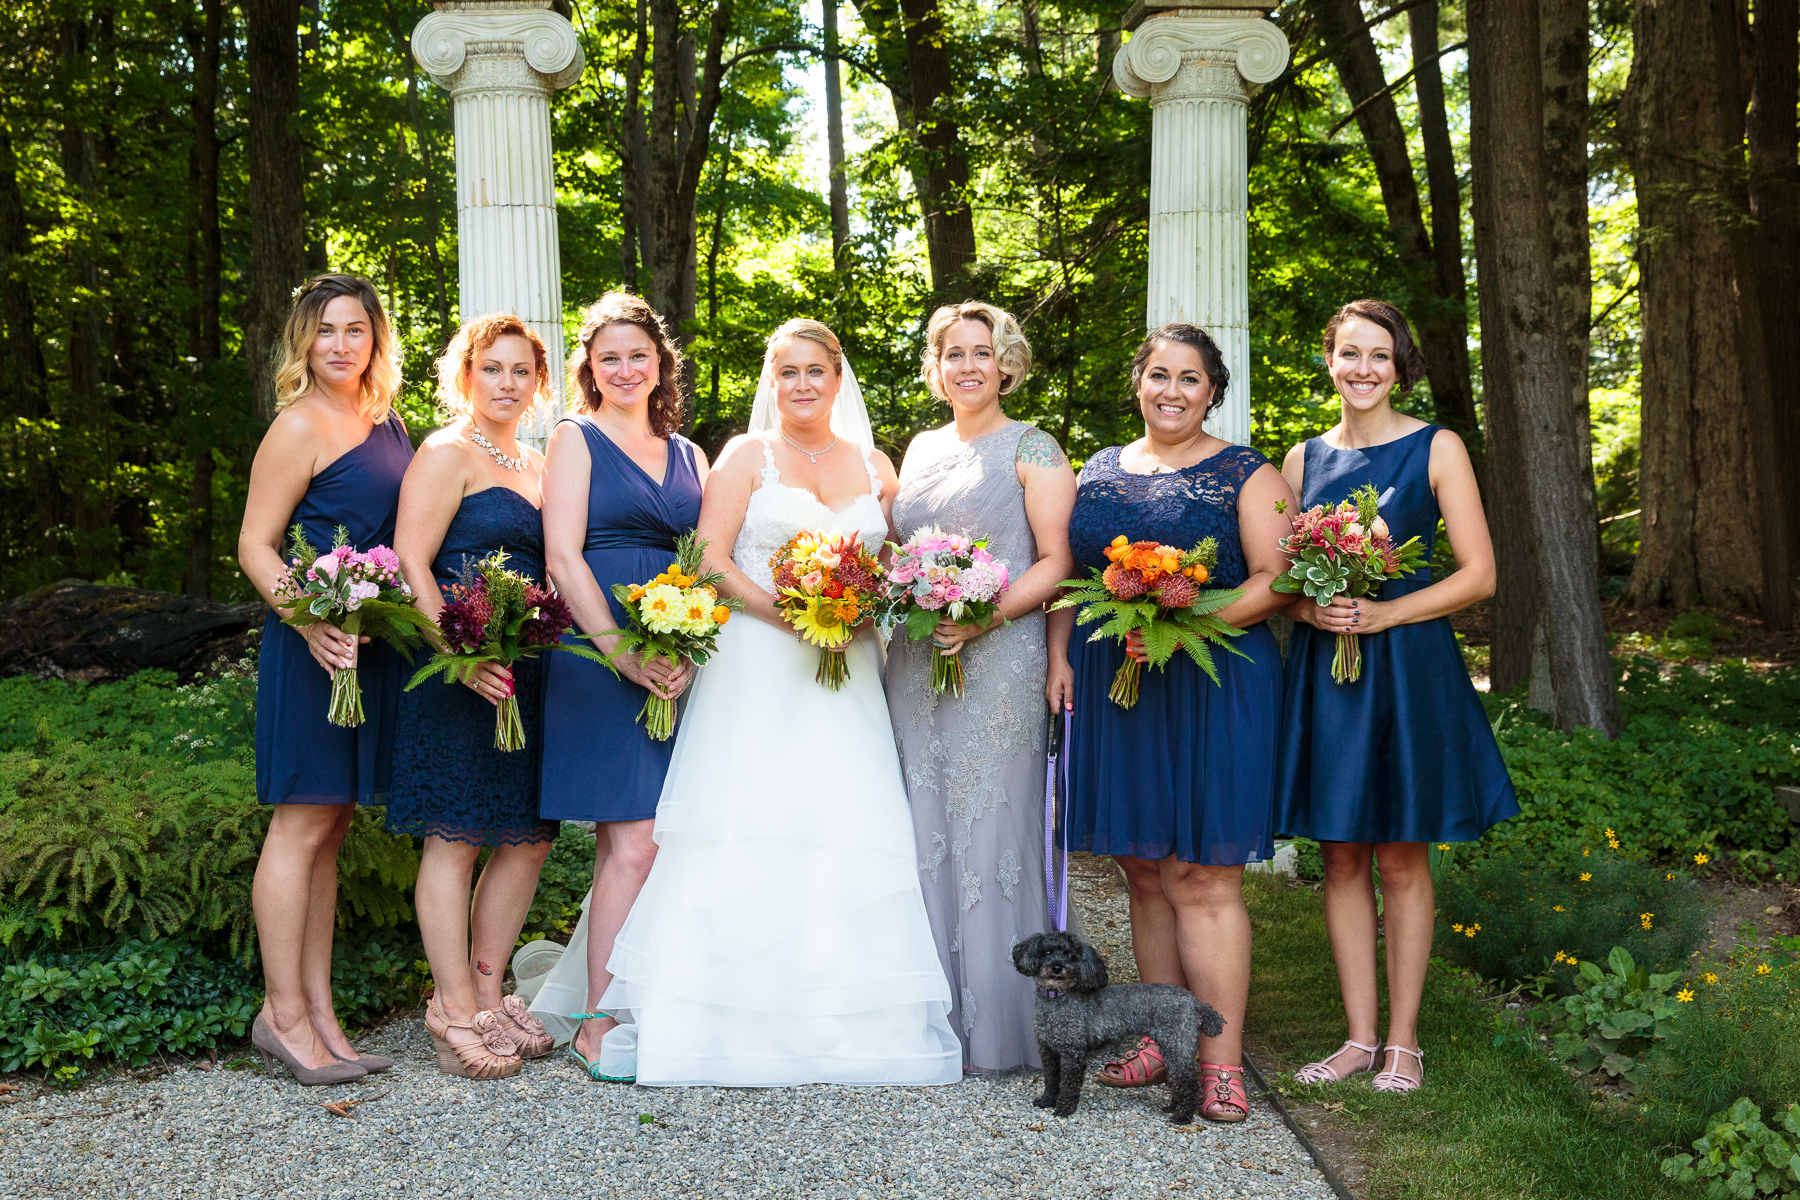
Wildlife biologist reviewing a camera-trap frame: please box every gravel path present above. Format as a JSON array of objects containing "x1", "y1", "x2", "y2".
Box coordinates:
[{"x1": 0, "y1": 858, "x2": 1333, "y2": 1200}]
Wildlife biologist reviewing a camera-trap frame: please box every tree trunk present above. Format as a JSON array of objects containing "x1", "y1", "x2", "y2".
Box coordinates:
[
  {"x1": 244, "y1": 0, "x2": 308, "y2": 423},
  {"x1": 60, "y1": 18, "x2": 113, "y2": 579},
  {"x1": 1620, "y1": 0, "x2": 1763, "y2": 613},
  {"x1": 1469, "y1": 0, "x2": 1621, "y2": 736},
  {"x1": 184, "y1": 0, "x2": 223, "y2": 599},
  {"x1": 1746, "y1": 0, "x2": 1798, "y2": 629},
  {"x1": 1315, "y1": 0, "x2": 1479, "y2": 465},
  {"x1": 0, "y1": 132, "x2": 44, "y2": 424},
  {"x1": 1540, "y1": 0, "x2": 1590, "y2": 491},
  {"x1": 618, "y1": 0, "x2": 650, "y2": 293},
  {"x1": 824, "y1": 0, "x2": 851, "y2": 269}
]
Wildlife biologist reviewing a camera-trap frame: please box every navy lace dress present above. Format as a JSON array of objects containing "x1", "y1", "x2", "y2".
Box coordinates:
[
  {"x1": 1274, "y1": 427, "x2": 1518, "y2": 843},
  {"x1": 1064, "y1": 445, "x2": 1282, "y2": 866},
  {"x1": 255, "y1": 416, "x2": 413, "y2": 806},
  {"x1": 386, "y1": 487, "x2": 559, "y2": 847}
]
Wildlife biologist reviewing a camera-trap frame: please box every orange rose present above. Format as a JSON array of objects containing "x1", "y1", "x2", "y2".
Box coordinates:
[{"x1": 712, "y1": 605, "x2": 731, "y2": 624}]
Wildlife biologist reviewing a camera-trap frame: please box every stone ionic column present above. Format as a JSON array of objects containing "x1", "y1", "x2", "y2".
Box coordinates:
[
  {"x1": 1114, "y1": 6, "x2": 1289, "y2": 446},
  {"x1": 413, "y1": 2, "x2": 583, "y2": 441}
]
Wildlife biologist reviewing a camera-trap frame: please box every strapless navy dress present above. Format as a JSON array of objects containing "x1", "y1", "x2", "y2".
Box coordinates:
[
  {"x1": 1064, "y1": 445, "x2": 1282, "y2": 866},
  {"x1": 255, "y1": 417, "x2": 413, "y2": 806},
  {"x1": 1274, "y1": 426, "x2": 1519, "y2": 844},
  {"x1": 539, "y1": 417, "x2": 703, "y2": 823},
  {"x1": 386, "y1": 487, "x2": 559, "y2": 847}
]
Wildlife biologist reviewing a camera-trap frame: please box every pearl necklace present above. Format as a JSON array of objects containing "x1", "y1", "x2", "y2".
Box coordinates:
[
  {"x1": 781, "y1": 429, "x2": 837, "y2": 464},
  {"x1": 471, "y1": 428, "x2": 527, "y2": 472}
]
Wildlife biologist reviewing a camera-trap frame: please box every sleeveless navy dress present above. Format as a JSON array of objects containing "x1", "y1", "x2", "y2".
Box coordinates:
[
  {"x1": 386, "y1": 488, "x2": 559, "y2": 847},
  {"x1": 1064, "y1": 445, "x2": 1282, "y2": 866},
  {"x1": 1274, "y1": 426, "x2": 1519, "y2": 843},
  {"x1": 255, "y1": 417, "x2": 413, "y2": 806},
  {"x1": 539, "y1": 417, "x2": 703, "y2": 823}
]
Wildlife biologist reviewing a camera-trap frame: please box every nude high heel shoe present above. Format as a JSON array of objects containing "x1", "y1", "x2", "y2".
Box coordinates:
[{"x1": 252, "y1": 1016, "x2": 367, "y2": 1086}]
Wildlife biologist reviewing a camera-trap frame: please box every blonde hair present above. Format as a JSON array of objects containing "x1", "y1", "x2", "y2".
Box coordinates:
[
  {"x1": 272, "y1": 274, "x2": 402, "y2": 421},
  {"x1": 433, "y1": 312, "x2": 551, "y2": 424},
  {"x1": 921, "y1": 301, "x2": 1032, "y2": 400},
  {"x1": 567, "y1": 292, "x2": 684, "y2": 435},
  {"x1": 764, "y1": 318, "x2": 844, "y2": 375}
]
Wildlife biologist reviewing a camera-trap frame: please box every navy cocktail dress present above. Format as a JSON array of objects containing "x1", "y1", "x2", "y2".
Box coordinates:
[
  {"x1": 538, "y1": 417, "x2": 703, "y2": 823},
  {"x1": 255, "y1": 417, "x2": 414, "y2": 806},
  {"x1": 1064, "y1": 445, "x2": 1282, "y2": 866},
  {"x1": 387, "y1": 487, "x2": 559, "y2": 848},
  {"x1": 1274, "y1": 426, "x2": 1519, "y2": 844}
]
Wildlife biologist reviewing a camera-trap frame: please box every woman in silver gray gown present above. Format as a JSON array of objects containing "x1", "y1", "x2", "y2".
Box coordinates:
[{"x1": 886, "y1": 302, "x2": 1077, "y2": 1075}]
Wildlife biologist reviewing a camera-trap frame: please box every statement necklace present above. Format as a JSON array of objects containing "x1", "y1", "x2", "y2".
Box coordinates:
[
  {"x1": 781, "y1": 429, "x2": 837, "y2": 464},
  {"x1": 471, "y1": 428, "x2": 527, "y2": 472}
]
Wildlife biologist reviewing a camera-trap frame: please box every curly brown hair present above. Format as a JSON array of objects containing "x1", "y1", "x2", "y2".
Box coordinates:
[
  {"x1": 568, "y1": 292, "x2": 685, "y2": 436},
  {"x1": 1322, "y1": 299, "x2": 1428, "y2": 392},
  {"x1": 433, "y1": 312, "x2": 552, "y2": 423}
]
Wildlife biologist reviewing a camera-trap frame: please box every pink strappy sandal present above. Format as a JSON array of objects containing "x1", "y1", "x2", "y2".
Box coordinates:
[
  {"x1": 1198, "y1": 1063, "x2": 1249, "y2": 1123},
  {"x1": 1096, "y1": 1036, "x2": 1167, "y2": 1087},
  {"x1": 1293, "y1": 1038, "x2": 1382, "y2": 1084},
  {"x1": 1372, "y1": 1044, "x2": 1424, "y2": 1092}
]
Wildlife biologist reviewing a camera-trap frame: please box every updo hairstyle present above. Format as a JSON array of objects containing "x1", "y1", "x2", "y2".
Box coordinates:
[
  {"x1": 1128, "y1": 323, "x2": 1230, "y2": 418},
  {"x1": 920, "y1": 301, "x2": 1033, "y2": 400},
  {"x1": 433, "y1": 312, "x2": 551, "y2": 423}
]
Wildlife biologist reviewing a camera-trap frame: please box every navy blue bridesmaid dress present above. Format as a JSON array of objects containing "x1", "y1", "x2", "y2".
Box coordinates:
[
  {"x1": 1064, "y1": 445, "x2": 1283, "y2": 866},
  {"x1": 255, "y1": 417, "x2": 414, "y2": 806},
  {"x1": 539, "y1": 417, "x2": 703, "y2": 823},
  {"x1": 387, "y1": 487, "x2": 559, "y2": 847},
  {"x1": 1274, "y1": 426, "x2": 1519, "y2": 843}
]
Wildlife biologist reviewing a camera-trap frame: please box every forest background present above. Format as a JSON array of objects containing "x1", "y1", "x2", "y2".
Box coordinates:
[{"x1": 0, "y1": 0, "x2": 1794, "y2": 706}]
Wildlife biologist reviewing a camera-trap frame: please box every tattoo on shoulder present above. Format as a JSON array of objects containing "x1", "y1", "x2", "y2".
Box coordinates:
[{"x1": 1015, "y1": 426, "x2": 1069, "y2": 470}]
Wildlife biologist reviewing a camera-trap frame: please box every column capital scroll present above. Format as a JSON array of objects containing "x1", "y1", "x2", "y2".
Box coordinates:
[
  {"x1": 1112, "y1": 14, "x2": 1290, "y2": 99},
  {"x1": 412, "y1": 5, "x2": 584, "y2": 92}
]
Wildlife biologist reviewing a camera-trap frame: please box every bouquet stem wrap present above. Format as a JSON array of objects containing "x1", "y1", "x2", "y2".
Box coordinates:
[
  {"x1": 933, "y1": 653, "x2": 965, "y2": 699},
  {"x1": 328, "y1": 666, "x2": 364, "y2": 728},
  {"x1": 494, "y1": 693, "x2": 526, "y2": 751},
  {"x1": 1333, "y1": 631, "x2": 1362, "y2": 685}
]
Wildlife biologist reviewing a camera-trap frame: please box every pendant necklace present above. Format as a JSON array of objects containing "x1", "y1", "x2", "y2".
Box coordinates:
[
  {"x1": 781, "y1": 429, "x2": 837, "y2": 464},
  {"x1": 471, "y1": 428, "x2": 527, "y2": 472}
]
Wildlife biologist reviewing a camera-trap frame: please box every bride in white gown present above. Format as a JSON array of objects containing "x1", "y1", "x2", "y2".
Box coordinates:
[{"x1": 533, "y1": 318, "x2": 961, "y2": 1087}]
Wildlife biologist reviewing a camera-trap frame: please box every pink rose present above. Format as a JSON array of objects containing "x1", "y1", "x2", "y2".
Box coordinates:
[
  {"x1": 801, "y1": 570, "x2": 824, "y2": 593},
  {"x1": 945, "y1": 585, "x2": 963, "y2": 603}
]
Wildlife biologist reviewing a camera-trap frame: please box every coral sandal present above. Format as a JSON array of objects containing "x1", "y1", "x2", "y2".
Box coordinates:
[
  {"x1": 1198, "y1": 1063, "x2": 1249, "y2": 1123},
  {"x1": 494, "y1": 995, "x2": 555, "y2": 1059},
  {"x1": 1096, "y1": 1036, "x2": 1168, "y2": 1088},
  {"x1": 424, "y1": 998, "x2": 522, "y2": 1080},
  {"x1": 1372, "y1": 1044, "x2": 1424, "y2": 1093},
  {"x1": 1293, "y1": 1038, "x2": 1382, "y2": 1084}
]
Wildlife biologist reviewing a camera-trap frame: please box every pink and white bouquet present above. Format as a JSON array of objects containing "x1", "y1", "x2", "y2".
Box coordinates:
[
  {"x1": 1271, "y1": 483, "x2": 1427, "y2": 683},
  {"x1": 275, "y1": 524, "x2": 436, "y2": 727},
  {"x1": 874, "y1": 525, "x2": 1010, "y2": 698}
]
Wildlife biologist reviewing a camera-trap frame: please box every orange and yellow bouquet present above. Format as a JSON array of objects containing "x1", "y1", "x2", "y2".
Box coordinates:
[
  {"x1": 769, "y1": 529, "x2": 886, "y2": 690},
  {"x1": 1051, "y1": 535, "x2": 1247, "y2": 709}
]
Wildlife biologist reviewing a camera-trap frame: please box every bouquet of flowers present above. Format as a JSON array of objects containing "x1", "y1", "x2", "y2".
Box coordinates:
[
  {"x1": 275, "y1": 524, "x2": 435, "y2": 727},
  {"x1": 1271, "y1": 483, "x2": 1427, "y2": 683},
  {"x1": 604, "y1": 531, "x2": 743, "y2": 740},
  {"x1": 1051, "y1": 536, "x2": 1246, "y2": 709},
  {"x1": 769, "y1": 529, "x2": 886, "y2": 690},
  {"x1": 406, "y1": 551, "x2": 611, "y2": 751},
  {"x1": 874, "y1": 525, "x2": 1010, "y2": 699}
]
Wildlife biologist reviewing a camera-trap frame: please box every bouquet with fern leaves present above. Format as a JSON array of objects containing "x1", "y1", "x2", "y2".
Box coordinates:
[
  {"x1": 1271, "y1": 483, "x2": 1427, "y2": 683},
  {"x1": 603, "y1": 531, "x2": 743, "y2": 740},
  {"x1": 406, "y1": 551, "x2": 611, "y2": 751},
  {"x1": 275, "y1": 525, "x2": 436, "y2": 727},
  {"x1": 1051, "y1": 535, "x2": 1248, "y2": 709}
]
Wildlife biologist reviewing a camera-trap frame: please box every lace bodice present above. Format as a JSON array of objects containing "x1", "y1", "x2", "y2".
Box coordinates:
[
  {"x1": 732, "y1": 435, "x2": 887, "y2": 591},
  {"x1": 1068, "y1": 444, "x2": 1268, "y2": 588}
]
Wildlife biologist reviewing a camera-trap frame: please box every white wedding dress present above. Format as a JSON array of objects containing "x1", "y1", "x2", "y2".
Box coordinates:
[{"x1": 585, "y1": 436, "x2": 961, "y2": 1087}]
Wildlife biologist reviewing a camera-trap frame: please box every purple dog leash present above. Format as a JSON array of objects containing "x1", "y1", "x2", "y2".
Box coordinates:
[{"x1": 1043, "y1": 706, "x2": 1072, "y2": 932}]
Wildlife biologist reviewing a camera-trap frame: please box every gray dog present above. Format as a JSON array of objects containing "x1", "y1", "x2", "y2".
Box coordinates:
[{"x1": 1012, "y1": 931, "x2": 1227, "y2": 1123}]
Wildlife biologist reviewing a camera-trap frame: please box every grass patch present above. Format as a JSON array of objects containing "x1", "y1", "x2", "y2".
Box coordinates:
[{"x1": 1245, "y1": 873, "x2": 1686, "y2": 1199}]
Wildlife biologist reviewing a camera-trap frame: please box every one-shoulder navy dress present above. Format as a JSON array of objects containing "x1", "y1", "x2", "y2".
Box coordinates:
[
  {"x1": 1064, "y1": 445, "x2": 1282, "y2": 866},
  {"x1": 1274, "y1": 426, "x2": 1519, "y2": 843},
  {"x1": 255, "y1": 417, "x2": 414, "y2": 806},
  {"x1": 386, "y1": 488, "x2": 559, "y2": 847},
  {"x1": 539, "y1": 417, "x2": 703, "y2": 823}
]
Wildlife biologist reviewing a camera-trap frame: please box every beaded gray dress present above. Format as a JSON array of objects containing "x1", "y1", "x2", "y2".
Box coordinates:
[{"x1": 886, "y1": 420, "x2": 1051, "y2": 1076}]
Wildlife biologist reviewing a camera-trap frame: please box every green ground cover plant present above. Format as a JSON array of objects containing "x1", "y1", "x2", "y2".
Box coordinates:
[
  {"x1": 1538, "y1": 946, "x2": 1685, "y2": 1093},
  {"x1": 1662, "y1": 1099, "x2": 1800, "y2": 1199}
]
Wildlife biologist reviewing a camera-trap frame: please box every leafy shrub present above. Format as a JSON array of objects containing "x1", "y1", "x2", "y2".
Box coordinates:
[
  {"x1": 0, "y1": 938, "x2": 258, "y2": 1073},
  {"x1": 1662, "y1": 1098, "x2": 1800, "y2": 1199},
  {"x1": 0, "y1": 665, "x2": 256, "y2": 761},
  {"x1": 1436, "y1": 847, "x2": 1709, "y2": 984},
  {"x1": 330, "y1": 928, "x2": 431, "y2": 1029},
  {"x1": 0, "y1": 738, "x2": 418, "y2": 955},
  {"x1": 1664, "y1": 610, "x2": 1739, "y2": 654},
  {"x1": 1538, "y1": 946, "x2": 1685, "y2": 1092},
  {"x1": 1645, "y1": 950, "x2": 1800, "y2": 1140}
]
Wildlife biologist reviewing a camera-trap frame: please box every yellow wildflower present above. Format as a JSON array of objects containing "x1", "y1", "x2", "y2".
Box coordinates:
[
  {"x1": 1694, "y1": 852, "x2": 1710, "y2": 865},
  {"x1": 1604, "y1": 828, "x2": 1615, "y2": 838},
  {"x1": 1704, "y1": 972, "x2": 1718, "y2": 985},
  {"x1": 1677, "y1": 988, "x2": 1694, "y2": 1002},
  {"x1": 1641, "y1": 913, "x2": 1654, "y2": 930},
  {"x1": 1583, "y1": 849, "x2": 1590, "y2": 857},
  {"x1": 1608, "y1": 837, "x2": 1621, "y2": 850},
  {"x1": 1451, "y1": 923, "x2": 1464, "y2": 933},
  {"x1": 1554, "y1": 905, "x2": 1566, "y2": 912},
  {"x1": 1436, "y1": 843, "x2": 1450, "y2": 851},
  {"x1": 1758, "y1": 964, "x2": 1772, "y2": 976},
  {"x1": 1553, "y1": 951, "x2": 1568, "y2": 964},
  {"x1": 1580, "y1": 872, "x2": 1592, "y2": 882}
]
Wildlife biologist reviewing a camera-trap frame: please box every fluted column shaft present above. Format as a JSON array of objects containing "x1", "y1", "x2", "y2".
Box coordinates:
[
  {"x1": 413, "y1": 3, "x2": 583, "y2": 440},
  {"x1": 1115, "y1": 12, "x2": 1290, "y2": 446}
]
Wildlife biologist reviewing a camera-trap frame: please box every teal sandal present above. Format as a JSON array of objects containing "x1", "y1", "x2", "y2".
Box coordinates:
[{"x1": 568, "y1": 1013, "x2": 635, "y2": 1084}]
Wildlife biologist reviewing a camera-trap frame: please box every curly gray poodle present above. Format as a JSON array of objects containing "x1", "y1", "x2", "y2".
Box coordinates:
[{"x1": 1012, "y1": 930, "x2": 1227, "y2": 1123}]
